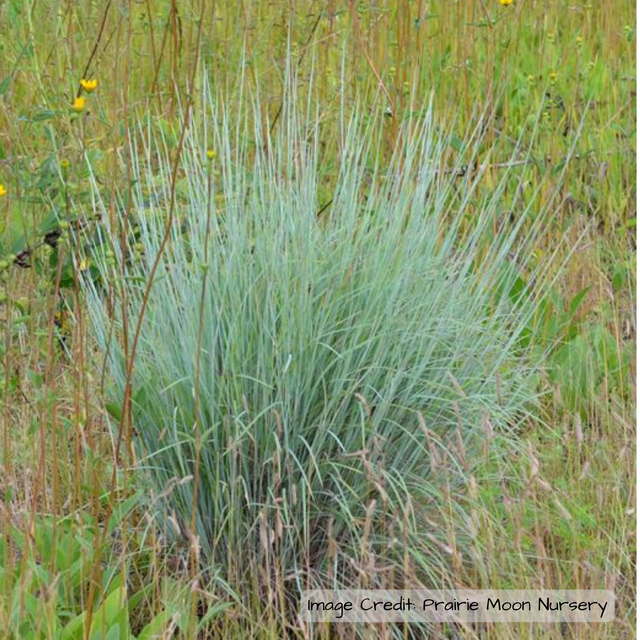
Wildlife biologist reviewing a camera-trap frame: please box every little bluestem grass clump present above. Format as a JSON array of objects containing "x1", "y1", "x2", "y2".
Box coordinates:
[{"x1": 83, "y1": 94, "x2": 557, "y2": 623}]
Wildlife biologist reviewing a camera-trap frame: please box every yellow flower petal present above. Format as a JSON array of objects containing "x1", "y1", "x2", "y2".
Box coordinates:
[
  {"x1": 71, "y1": 96, "x2": 86, "y2": 112},
  {"x1": 80, "y1": 79, "x2": 99, "y2": 92}
]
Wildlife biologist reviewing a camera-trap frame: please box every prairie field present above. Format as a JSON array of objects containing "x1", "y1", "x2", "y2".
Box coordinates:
[{"x1": 0, "y1": 1, "x2": 635, "y2": 639}]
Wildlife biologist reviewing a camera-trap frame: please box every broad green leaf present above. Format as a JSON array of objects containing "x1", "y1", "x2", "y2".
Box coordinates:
[
  {"x1": 89, "y1": 585, "x2": 128, "y2": 640},
  {"x1": 106, "y1": 625, "x2": 121, "y2": 640},
  {"x1": 196, "y1": 602, "x2": 234, "y2": 632},
  {"x1": 568, "y1": 287, "x2": 591, "y2": 319},
  {"x1": 105, "y1": 402, "x2": 123, "y2": 422},
  {"x1": 107, "y1": 490, "x2": 143, "y2": 535},
  {"x1": 61, "y1": 612, "x2": 86, "y2": 640},
  {"x1": 137, "y1": 610, "x2": 172, "y2": 640}
]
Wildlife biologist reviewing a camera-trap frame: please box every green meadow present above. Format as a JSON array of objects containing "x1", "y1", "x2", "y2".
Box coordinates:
[{"x1": 0, "y1": 1, "x2": 635, "y2": 638}]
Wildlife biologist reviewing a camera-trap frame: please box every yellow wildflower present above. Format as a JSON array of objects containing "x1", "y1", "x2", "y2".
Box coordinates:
[
  {"x1": 80, "y1": 79, "x2": 98, "y2": 92},
  {"x1": 54, "y1": 310, "x2": 70, "y2": 334},
  {"x1": 206, "y1": 149, "x2": 216, "y2": 160},
  {"x1": 499, "y1": 0, "x2": 514, "y2": 5},
  {"x1": 549, "y1": 70, "x2": 558, "y2": 83},
  {"x1": 79, "y1": 258, "x2": 89, "y2": 271},
  {"x1": 71, "y1": 96, "x2": 86, "y2": 112},
  {"x1": 0, "y1": 184, "x2": 6, "y2": 197}
]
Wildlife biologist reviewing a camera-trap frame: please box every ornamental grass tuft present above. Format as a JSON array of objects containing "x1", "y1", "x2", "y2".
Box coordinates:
[{"x1": 83, "y1": 87, "x2": 562, "y2": 626}]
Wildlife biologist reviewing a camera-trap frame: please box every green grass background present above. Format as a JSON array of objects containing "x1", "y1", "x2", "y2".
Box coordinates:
[{"x1": 0, "y1": 0, "x2": 635, "y2": 638}]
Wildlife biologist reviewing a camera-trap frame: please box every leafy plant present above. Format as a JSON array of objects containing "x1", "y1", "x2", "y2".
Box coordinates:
[
  {"x1": 0, "y1": 513, "x2": 178, "y2": 640},
  {"x1": 525, "y1": 285, "x2": 633, "y2": 414}
]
